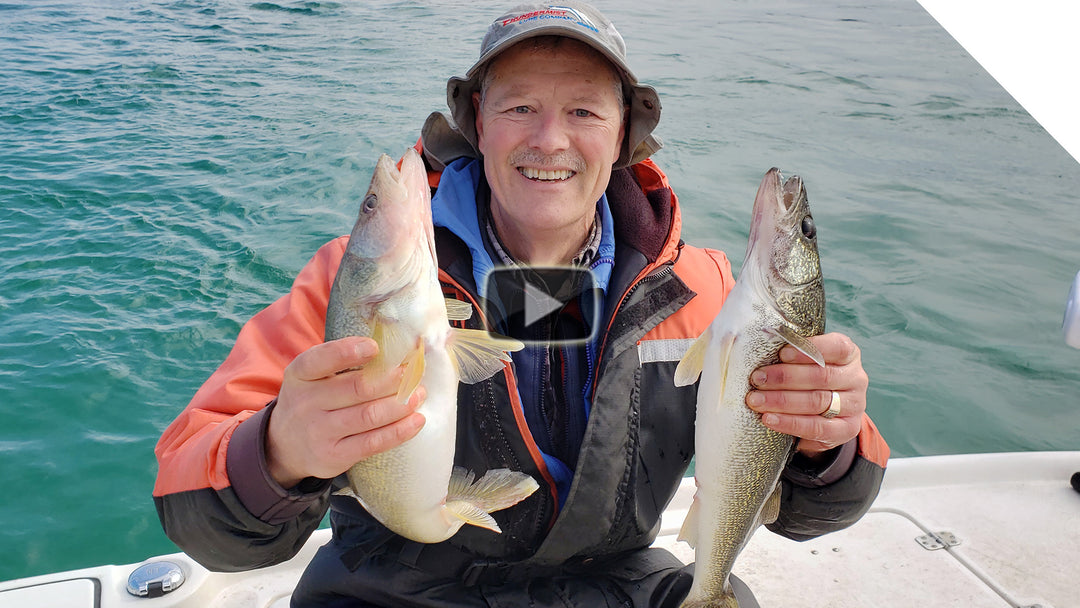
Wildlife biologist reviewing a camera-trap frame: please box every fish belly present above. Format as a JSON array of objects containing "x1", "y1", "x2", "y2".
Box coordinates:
[
  {"x1": 343, "y1": 340, "x2": 460, "y2": 542},
  {"x1": 683, "y1": 308, "x2": 793, "y2": 606}
]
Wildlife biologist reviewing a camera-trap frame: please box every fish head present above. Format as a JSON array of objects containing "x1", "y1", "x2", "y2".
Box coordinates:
[
  {"x1": 744, "y1": 168, "x2": 825, "y2": 335},
  {"x1": 345, "y1": 149, "x2": 434, "y2": 276}
]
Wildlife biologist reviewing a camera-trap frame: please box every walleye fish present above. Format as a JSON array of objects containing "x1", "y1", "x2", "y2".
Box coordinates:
[
  {"x1": 674, "y1": 168, "x2": 826, "y2": 607},
  {"x1": 326, "y1": 148, "x2": 538, "y2": 544}
]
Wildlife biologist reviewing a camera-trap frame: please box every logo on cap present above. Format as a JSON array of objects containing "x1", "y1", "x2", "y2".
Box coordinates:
[
  {"x1": 502, "y1": 6, "x2": 599, "y2": 34},
  {"x1": 483, "y1": 266, "x2": 600, "y2": 346}
]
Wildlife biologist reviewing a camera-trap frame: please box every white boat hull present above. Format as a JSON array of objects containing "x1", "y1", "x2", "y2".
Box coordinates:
[{"x1": 3, "y1": 451, "x2": 1078, "y2": 608}]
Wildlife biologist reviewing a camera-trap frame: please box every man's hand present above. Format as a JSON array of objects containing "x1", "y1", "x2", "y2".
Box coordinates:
[
  {"x1": 745, "y1": 332, "x2": 867, "y2": 458},
  {"x1": 266, "y1": 337, "x2": 425, "y2": 489}
]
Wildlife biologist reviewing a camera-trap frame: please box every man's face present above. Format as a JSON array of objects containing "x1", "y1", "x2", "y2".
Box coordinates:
[{"x1": 473, "y1": 39, "x2": 626, "y2": 260}]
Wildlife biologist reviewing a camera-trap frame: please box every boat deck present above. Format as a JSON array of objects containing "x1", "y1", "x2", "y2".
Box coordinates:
[
  {"x1": 657, "y1": 451, "x2": 1078, "y2": 608},
  {"x1": 3, "y1": 451, "x2": 1078, "y2": 608}
]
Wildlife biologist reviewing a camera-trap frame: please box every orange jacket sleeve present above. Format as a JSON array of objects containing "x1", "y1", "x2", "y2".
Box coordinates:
[{"x1": 152, "y1": 237, "x2": 349, "y2": 571}]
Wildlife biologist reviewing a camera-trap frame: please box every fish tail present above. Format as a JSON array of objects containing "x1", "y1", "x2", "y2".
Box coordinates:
[
  {"x1": 679, "y1": 592, "x2": 740, "y2": 608},
  {"x1": 680, "y1": 580, "x2": 741, "y2": 608},
  {"x1": 444, "y1": 467, "x2": 540, "y2": 533}
]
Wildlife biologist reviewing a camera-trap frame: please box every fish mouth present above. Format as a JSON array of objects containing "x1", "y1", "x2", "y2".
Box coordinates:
[
  {"x1": 780, "y1": 173, "x2": 806, "y2": 213},
  {"x1": 746, "y1": 168, "x2": 783, "y2": 255},
  {"x1": 373, "y1": 149, "x2": 427, "y2": 196},
  {"x1": 747, "y1": 168, "x2": 806, "y2": 245},
  {"x1": 369, "y1": 154, "x2": 408, "y2": 202},
  {"x1": 347, "y1": 150, "x2": 428, "y2": 263},
  {"x1": 760, "y1": 168, "x2": 805, "y2": 214},
  {"x1": 743, "y1": 167, "x2": 814, "y2": 281},
  {"x1": 517, "y1": 167, "x2": 576, "y2": 182}
]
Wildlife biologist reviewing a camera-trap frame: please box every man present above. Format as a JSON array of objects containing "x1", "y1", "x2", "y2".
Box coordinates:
[{"x1": 154, "y1": 3, "x2": 889, "y2": 606}]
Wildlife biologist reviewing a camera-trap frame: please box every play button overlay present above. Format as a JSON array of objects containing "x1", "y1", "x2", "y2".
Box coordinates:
[
  {"x1": 483, "y1": 266, "x2": 600, "y2": 346},
  {"x1": 524, "y1": 280, "x2": 566, "y2": 327}
]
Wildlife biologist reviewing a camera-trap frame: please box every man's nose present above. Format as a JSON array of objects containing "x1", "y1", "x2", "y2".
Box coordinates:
[{"x1": 529, "y1": 110, "x2": 570, "y2": 153}]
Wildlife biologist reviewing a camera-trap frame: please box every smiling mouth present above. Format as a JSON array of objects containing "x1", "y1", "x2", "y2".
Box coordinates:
[{"x1": 518, "y1": 167, "x2": 575, "y2": 182}]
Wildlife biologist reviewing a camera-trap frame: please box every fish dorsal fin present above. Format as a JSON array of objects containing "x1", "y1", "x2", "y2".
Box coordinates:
[
  {"x1": 677, "y1": 488, "x2": 701, "y2": 549},
  {"x1": 673, "y1": 326, "x2": 713, "y2": 387},
  {"x1": 447, "y1": 328, "x2": 524, "y2": 383},
  {"x1": 444, "y1": 467, "x2": 540, "y2": 533},
  {"x1": 765, "y1": 325, "x2": 825, "y2": 368},
  {"x1": 761, "y1": 485, "x2": 783, "y2": 525},
  {"x1": 395, "y1": 341, "x2": 425, "y2": 404},
  {"x1": 444, "y1": 298, "x2": 473, "y2": 322}
]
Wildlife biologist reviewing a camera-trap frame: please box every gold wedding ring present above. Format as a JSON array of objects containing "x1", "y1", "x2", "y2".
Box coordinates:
[{"x1": 822, "y1": 391, "x2": 841, "y2": 419}]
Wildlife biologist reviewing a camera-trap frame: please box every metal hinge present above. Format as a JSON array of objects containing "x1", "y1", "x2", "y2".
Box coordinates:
[{"x1": 915, "y1": 531, "x2": 961, "y2": 551}]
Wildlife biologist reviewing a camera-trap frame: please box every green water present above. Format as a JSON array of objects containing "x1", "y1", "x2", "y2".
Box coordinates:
[{"x1": 2, "y1": 0, "x2": 1078, "y2": 581}]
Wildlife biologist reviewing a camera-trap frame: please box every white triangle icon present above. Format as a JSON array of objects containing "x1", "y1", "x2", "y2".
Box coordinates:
[{"x1": 524, "y1": 281, "x2": 565, "y2": 327}]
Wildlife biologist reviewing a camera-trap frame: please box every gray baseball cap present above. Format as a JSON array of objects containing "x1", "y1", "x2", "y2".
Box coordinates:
[{"x1": 443, "y1": 1, "x2": 662, "y2": 169}]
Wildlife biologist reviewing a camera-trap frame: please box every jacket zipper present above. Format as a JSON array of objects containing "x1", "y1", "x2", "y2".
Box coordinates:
[{"x1": 588, "y1": 264, "x2": 675, "y2": 398}]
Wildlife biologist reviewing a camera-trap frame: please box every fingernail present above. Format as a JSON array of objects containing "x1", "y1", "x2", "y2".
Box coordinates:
[
  {"x1": 746, "y1": 391, "x2": 765, "y2": 409},
  {"x1": 355, "y1": 339, "x2": 377, "y2": 358},
  {"x1": 762, "y1": 413, "x2": 779, "y2": 426},
  {"x1": 751, "y1": 370, "x2": 767, "y2": 386}
]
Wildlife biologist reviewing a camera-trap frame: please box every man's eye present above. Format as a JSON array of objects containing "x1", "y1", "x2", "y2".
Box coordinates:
[
  {"x1": 513, "y1": 106, "x2": 530, "y2": 114},
  {"x1": 574, "y1": 109, "x2": 594, "y2": 118}
]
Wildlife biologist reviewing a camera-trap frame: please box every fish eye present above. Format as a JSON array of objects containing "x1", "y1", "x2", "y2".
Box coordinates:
[
  {"x1": 801, "y1": 215, "x2": 816, "y2": 240},
  {"x1": 362, "y1": 193, "x2": 378, "y2": 213}
]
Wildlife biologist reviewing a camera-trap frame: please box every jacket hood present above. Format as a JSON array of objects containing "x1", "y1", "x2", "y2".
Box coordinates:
[{"x1": 607, "y1": 159, "x2": 683, "y2": 269}]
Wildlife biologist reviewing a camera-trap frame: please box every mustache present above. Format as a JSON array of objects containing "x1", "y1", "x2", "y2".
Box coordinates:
[{"x1": 509, "y1": 150, "x2": 586, "y2": 173}]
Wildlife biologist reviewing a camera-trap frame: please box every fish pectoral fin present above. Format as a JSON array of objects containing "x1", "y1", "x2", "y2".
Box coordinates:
[
  {"x1": 445, "y1": 501, "x2": 502, "y2": 533},
  {"x1": 448, "y1": 466, "x2": 540, "y2": 511},
  {"x1": 333, "y1": 486, "x2": 372, "y2": 512},
  {"x1": 444, "y1": 466, "x2": 540, "y2": 534},
  {"x1": 333, "y1": 486, "x2": 358, "y2": 499},
  {"x1": 673, "y1": 327, "x2": 713, "y2": 387},
  {"x1": 765, "y1": 325, "x2": 825, "y2": 367},
  {"x1": 716, "y1": 332, "x2": 735, "y2": 393},
  {"x1": 447, "y1": 328, "x2": 525, "y2": 383},
  {"x1": 372, "y1": 316, "x2": 412, "y2": 370},
  {"x1": 676, "y1": 493, "x2": 700, "y2": 549},
  {"x1": 396, "y1": 342, "x2": 425, "y2": 404},
  {"x1": 444, "y1": 298, "x2": 474, "y2": 322},
  {"x1": 761, "y1": 485, "x2": 783, "y2": 526}
]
